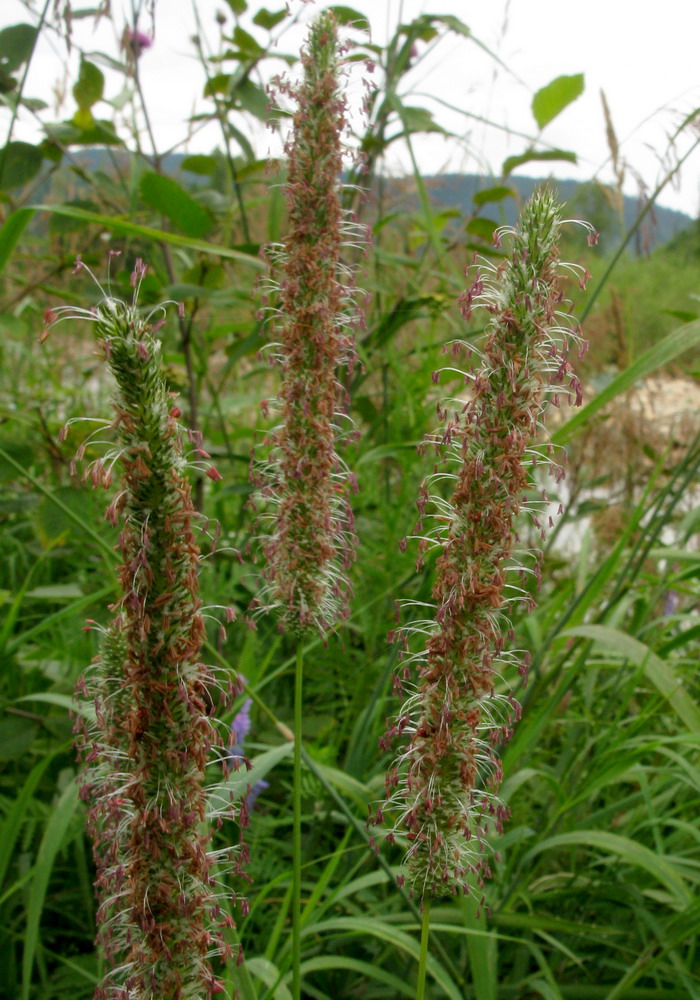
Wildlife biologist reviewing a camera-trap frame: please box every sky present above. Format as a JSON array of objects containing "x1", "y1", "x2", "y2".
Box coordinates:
[{"x1": 4, "y1": 0, "x2": 700, "y2": 216}]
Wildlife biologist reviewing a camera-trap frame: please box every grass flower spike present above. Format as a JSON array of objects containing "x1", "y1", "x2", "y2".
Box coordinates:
[
  {"x1": 378, "y1": 189, "x2": 595, "y2": 900},
  {"x1": 256, "y1": 10, "x2": 362, "y2": 636},
  {"x1": 49, "y1": 255, "x2": 239, "y2": 1000}
]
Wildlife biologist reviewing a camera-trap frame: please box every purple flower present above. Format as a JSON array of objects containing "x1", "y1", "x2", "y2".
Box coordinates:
[
  {"x1": 123, "y1": 27, "x2": 153, "y2": 59},
  {"x1": 229, "y1": 698, "x2": 269, "y2": 807}
]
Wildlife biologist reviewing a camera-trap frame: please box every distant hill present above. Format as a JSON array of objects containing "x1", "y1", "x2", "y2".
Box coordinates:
[
  {"x1": 48, "y1": 149, "x2": 694, "y2": 252},
  {"x1": 387, "y1": 173, "x2": 692, "y2": 252}
]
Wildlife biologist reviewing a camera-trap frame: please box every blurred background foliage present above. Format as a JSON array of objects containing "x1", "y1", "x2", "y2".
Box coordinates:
[{"x1": 1, "y1": 2, "x2": 700, "y2": 998}]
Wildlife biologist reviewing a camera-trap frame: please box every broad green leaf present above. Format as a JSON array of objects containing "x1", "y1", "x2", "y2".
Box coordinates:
[
  {"x1": 0, "y1": 24, "x2": 37, "y2": 71},
  {"x1": 232, "y1": 25, "x2": 265, "y2": 57},
  {"x1": 236, "y1": 79, "x2": 269, "y2": 120},
  {"x1": 395, "y1": 105, "x2": 451, "y2": 137},
  {"x1": 226, "y1": 0, "x2": 247, "y2": 12},
  {"x1": 0, "y1": 717, "x2": 38, "y2": 759},
  {"x1": 532, "y1": 73, "x2": 584, "y2": 129},
  {"x1": 0, "y1": 207, "x2": 33, "y2": 274},
  {"x1": 561, "y1": 624, "x2": 700, "y2": 732},
  {"x1": 27, "y1": 204, "x2": 265, "y2": 268},
  {"x1": 181, "y1": 154, "x2": 218, "y2": 175},
  {"x1": 22, "y1": 778, "x2": 82, "y2": 1000},
  {"x1": 473, "y1": 185, "x2": 516, "y2": 207},
  {"x1": 328, "y1": 6, "x2": 370, "y2": 30},
  {"x1": 252, "y1": 7, "x2": 287, "y2": 30},
  {"x1": 0, "y1": 141, "x2": 43, "y2": 190},
  {"x1": 522, "y1": 830, "x2": 692, "y2": 907},
  {"x1": 551, "y1": 320, "x2": 700, "y2": 445},
  {"x1": 72, "y1": 58, "x2": 104, "y2": 111},
  {"x1": 466, "y1": 217, "x2": 498, "y2": 242},
  {"x1": 139, "y1": 171, "x2": 214, "y2": 238},
  {"x1": 204, "y1": 72, "x2": 232, "y2": 97},
  {"x1": 503, "y1": 148, "x2": 577, "y2": 176}
]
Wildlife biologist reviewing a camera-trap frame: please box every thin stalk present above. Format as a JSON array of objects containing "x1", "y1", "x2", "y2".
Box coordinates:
[
  {"x1": 416, "y1": 896, "x2": 431, "y2": 1000},
  {"x1": 292, "y1": 642, "x2": 303, "y2": 1000}
]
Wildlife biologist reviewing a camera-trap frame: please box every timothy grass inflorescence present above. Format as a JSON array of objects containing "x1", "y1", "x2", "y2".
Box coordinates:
[
  {"x1": 254, "y1": 10, "x2": 364, "y2": 637},
  {"x1": 48, "y1": 255, "x2": 240, "y2": 1000},
  {"x1": 375, "y1": 189, "x2": 595, "y2": 900}
]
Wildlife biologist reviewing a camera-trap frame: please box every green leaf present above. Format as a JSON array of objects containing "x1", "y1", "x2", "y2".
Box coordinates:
[
  {"x1": 225, "y1": 742, "x2": 293, "y2": 797},
  {"x1": 551, "y1": 319, "x2": 700, "y2": 445},
  {"x1": 395, "y1": 104, "x2": 450, "y2": 137},
  {"x1": 236, "y1": 79, "x2": 269, "y2": 120},
  {"x1": 328, "y1": 6, "x2": 370, "y2": 30},
  {"x1": 0, "y1": 207, "x2": 33, "y2": 273},
  {"x1": 431, "y1": 13, "x2": 471, "y2": 38},
  {"x1": 0, "y1": 141, "x2": 43, "y2": 190},
  {"x1": 28, "y1": 203, "x2": 265, "y2": 267},
  {"x1": 22, "y1": 778, "x2": 81, "y2": 1000},
  {"x1": 0, "y1": 717, "x2": 38, "y2": 759},
  {"x1": 204, "y1": 72, "x2": 232, "y2": 97},
  {"x1": 181, "y1": 154, "x2": 218, "y2": 175},
  {"x1": 561, "y1": 624, "x2": 700, "y2": 732},
  {"x1": 139, "y1": 171, "x2": 214, "y2": 238},
  {"x1": 0, "y1": 24, "x2": 37, "y2": 71},
  {"x1": 0, "y1": 756, "x2": 55, "y2": 895},
  {"x1": 252, "y1": 7, "x2": 287, "y2": 29},
  {"x1": 232, "y1": 25, "x2": 265, "y2": 58},
  {"x1": 532, "y1": 73, "x2": 585, "y2": 129},
  {"x1": 502, "y1": 148, "x2": 577, "y2": 176},
  {"x1": 72, "y1": 58, "x2": 104, "y2": 111},
  {"x1": 226, "y1": 0, "x2": 247, "y2": 12},
  {"x1": 472, "y1": 185, "x2": 516, "y2": 207},
  {"x1": 522, "y1": 830, "x2": 692, "y2": 908},
  {"x1": 466, "y1": 217, "x2": 498, "y2": 242}
]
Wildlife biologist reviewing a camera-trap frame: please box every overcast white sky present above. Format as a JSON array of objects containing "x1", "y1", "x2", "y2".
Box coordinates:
[{"x1": 4, "y1": 0, "x2": 700, "y2": 215}]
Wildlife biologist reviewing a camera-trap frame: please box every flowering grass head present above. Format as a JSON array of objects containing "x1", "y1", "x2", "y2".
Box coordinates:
[
  {"x1": 48, "y1": 253, "x2": 242, "y2": 1000},
  {"x1": 374, "y1": 188, "x2": 595, "y2": 900},
  {"x1": 254, "y1": 11, "x2": 365, "y2": 637}
]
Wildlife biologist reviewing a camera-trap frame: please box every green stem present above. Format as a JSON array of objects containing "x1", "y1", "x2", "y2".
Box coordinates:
[
  {"x1": 416, "y1": 896, "x2": 431, "y2": 1000},
  {"x1": 292, "y1": 642, "x2": 303, "y2": 1000}
]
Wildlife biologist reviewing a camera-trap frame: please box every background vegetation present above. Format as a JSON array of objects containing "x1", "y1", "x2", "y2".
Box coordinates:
[{"x1": 1, "y1": 2, "x2": 700, "y2": 998}]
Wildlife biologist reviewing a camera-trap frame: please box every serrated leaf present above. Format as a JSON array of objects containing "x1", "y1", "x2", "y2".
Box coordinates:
[
  {"x1": 252, "y1": 7, "x2": 287, "y2": 29},
  {"x1": 0, "y1": 141, "x2": 43, "y2": 190},
  {"x1": 0, "y1": 24, "x2": 37, "y2": 72},
  {"x1": 72, "y1": 58, "x2": 104, "y2": 111},
  {"x1": 328, "y1": 5, "x2": 370, "y2": 30},
  {"x1": 502, "y1": 148, "x2": 577, "y2": 176},
  {"x1": 139, "y1": 171, "x2": 214, "y2": 238},
  {"x1": 532, "y1": 73, "x2": 584, "y2": 129},
  {"x1": 473, "y1": 185, "x2": 516, "y2": 207},
  {"x1": 180, "y1": 154, "x2": 218, "y2": 176}
]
